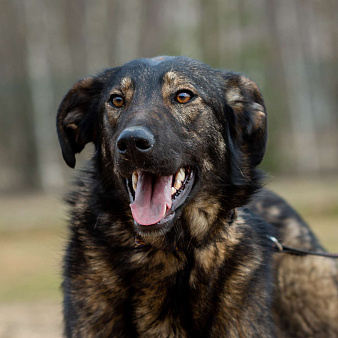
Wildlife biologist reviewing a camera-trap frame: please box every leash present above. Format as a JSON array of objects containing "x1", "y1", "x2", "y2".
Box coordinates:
[
  {"x1": 266, "y1": 235, "x2": 338, "y2": 259},
  {"x1": 134, "y1": 211, "x2": 338, "y2": 258}
]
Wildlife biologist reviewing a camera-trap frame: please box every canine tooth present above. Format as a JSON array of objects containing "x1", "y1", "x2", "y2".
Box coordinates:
[
  {"x1": 171, "y1": 187, "x2": 177, "y2": 195},
  {"x1": 175, "y1": 168, "x2": 185, "y2": 183},
  {"x1": 174, "y1": 180, "x2": 182, "y2": 190},
  {"x1": 132, "y1": 172, "x2": 138, "y2": 191},
  {"x1": 163, "y1": 205, "x2": 168, "y2": 218}
]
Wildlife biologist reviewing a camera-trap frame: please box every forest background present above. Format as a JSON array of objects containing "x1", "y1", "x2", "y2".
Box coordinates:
[{"x1": 0, "y1": 0, "x2": 337, "y2": 336}]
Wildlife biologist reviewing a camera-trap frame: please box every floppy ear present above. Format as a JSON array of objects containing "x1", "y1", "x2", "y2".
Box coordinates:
[
  {"x1": 224, "y1": 73, "x2": 267, "y2": 168},
  {"x1": 56, "y1": 77, "x2": 103, "y2": 168}
]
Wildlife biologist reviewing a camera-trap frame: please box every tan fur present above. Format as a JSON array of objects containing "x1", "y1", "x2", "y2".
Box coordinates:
[
  {"x1": 106, "y1": 77, "x2": 134, "y2": 126},
  {"x1": 161, "y1": 71, "x2": 204, "y2": 124},
  {"x1": 183, "y1": 193, "x2": 221, "y2": 241}
]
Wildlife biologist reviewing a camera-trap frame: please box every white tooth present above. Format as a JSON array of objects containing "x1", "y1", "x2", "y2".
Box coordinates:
[
  {"x1": 175, "y1": 168, "x2": 185, "y2": 183},
  {"x1": 162, "y1": 205, "x2": 168, "y2": 218},
  {"x1": 132, "y1": 171, "x2": 138, "y2": 191},
  {"x1": 171, "y1": 187, "x2": 177, "y2": 195},
  {"x1": 174, "y1": 180, "x2": 182, "y2": 190}
]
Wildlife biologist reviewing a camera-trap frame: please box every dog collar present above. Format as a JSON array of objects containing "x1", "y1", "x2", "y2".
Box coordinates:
[{"x1": 225, "y1": 208, "x2": 237, "y2": 225}]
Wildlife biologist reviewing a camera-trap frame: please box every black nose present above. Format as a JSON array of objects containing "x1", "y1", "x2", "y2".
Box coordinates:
[{"x1": 117, "y1": 127, "x2": 155, "y2": 156}]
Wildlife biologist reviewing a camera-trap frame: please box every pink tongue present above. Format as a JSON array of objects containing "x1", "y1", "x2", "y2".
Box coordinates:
[{"x1": 130, "y1": 172, "x2": 173, "y2": 225}]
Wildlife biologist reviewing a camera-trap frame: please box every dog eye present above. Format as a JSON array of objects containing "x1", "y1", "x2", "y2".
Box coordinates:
[
  {"x1": 108, "y1": 94, "x2": 124, "y2": 108},
  {"x1": 175, "y1": 91, "x2": 194, "y2": 104}
]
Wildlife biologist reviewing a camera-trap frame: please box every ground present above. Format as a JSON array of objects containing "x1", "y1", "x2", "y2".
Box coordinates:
[{"x1": 0, "y1": 176, "x2": 337, "y2": 337}]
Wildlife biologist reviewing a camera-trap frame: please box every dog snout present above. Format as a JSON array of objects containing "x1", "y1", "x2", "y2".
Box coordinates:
[{"x1": 116, "y1": 126, "x2": 155, "y2": 159}]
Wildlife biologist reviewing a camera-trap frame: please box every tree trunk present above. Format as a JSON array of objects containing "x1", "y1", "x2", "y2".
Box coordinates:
[
  {"x1": 84, "y1": 0, "x2": 110, "y2": 73},
  {"x1": 23, "y1": 0, "x2": 63, "y2": 191},
  {"x1": 267, "y1": 0, "x2": 320, "y2": 174}
]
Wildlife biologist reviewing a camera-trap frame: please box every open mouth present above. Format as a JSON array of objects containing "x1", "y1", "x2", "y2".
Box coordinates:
[{"x1": 126, "y1": 167, "x2": 195, "y2": 232}]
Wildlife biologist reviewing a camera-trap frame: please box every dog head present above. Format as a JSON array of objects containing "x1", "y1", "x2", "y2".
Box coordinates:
[{"x1": 57, "y1": 56, "x2": 267, "y2": 249}]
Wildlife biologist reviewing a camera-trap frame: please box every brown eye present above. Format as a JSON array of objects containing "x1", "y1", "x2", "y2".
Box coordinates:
[
  {"x1": 176, "y1": 91, "x2": 193, "y2": 104},
  {"x1": 109, "y1": 95, "x2": 124, "y2": 108}
]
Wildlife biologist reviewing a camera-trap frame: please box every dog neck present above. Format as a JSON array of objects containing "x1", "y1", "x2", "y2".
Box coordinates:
[{"x1": 134, "y1": 209, "x2": 237, "y2": 251}]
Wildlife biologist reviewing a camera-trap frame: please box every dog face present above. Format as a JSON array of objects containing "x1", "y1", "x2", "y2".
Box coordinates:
[{"x1": 57, "y1": 56, "x2": 266, "y2": 248}]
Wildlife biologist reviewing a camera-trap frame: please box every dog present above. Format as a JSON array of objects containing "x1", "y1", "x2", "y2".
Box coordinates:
[{"x1": 57, "y1": 56, "x2": 338, "y2": 337}]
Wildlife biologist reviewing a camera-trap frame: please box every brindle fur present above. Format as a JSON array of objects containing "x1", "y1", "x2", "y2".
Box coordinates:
[{"x1": 57, "y1": 56, "x2": 338, "y2": 337}]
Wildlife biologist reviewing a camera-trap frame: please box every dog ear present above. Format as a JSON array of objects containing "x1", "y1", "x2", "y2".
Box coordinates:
[
  {"x1": 224, "y1": 73, "x2": 267, "y2": 168},
  {"x1": 56, "y1": 77, "x2": 103, "y2": 168}
]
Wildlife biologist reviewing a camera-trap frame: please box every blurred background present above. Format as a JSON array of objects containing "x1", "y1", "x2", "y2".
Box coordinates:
[{"x1": 0, "y1": 0, "x2": 337, "y2": 336}]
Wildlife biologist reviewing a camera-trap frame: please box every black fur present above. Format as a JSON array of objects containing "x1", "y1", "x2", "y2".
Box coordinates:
[{"x1": 57, "y1": 56, "x2": 338, "y2": 337}]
